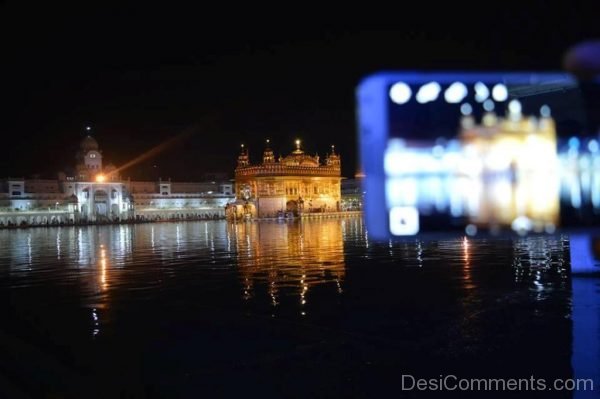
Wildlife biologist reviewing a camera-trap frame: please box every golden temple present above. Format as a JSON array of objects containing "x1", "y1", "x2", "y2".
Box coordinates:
[{"x1": 230, "y1": 140, "x2": 342, "y2": 218}]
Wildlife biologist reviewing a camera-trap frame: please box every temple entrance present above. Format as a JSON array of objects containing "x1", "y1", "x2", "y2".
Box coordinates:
[{"x1": 94, "y1": 190, "x2": 108, "y2": 218}]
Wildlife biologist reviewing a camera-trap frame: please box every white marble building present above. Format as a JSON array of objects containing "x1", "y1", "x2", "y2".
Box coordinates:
[{"x1": 0, "y1": 135, "x2": 234, "y2": 226}]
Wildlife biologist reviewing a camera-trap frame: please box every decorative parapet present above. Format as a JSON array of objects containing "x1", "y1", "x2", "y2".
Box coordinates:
[{"x1": 235, "y1": 164, "x2": 341, "y2": 178}]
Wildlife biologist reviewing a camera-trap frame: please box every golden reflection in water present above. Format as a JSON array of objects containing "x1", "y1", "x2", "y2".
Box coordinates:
[
  {"x1": 100, "y1": 244, "x2": 108, "y2": 291},
  {"x1": 230, "y1": 220, "x2": 346, "y2": 306},
  {"x1": 462, "y1": 236, "x2": 475, "y2": 290}
]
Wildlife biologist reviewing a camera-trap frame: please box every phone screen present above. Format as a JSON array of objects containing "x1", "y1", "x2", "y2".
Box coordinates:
[{"x1": 358, "y1": 72, "x2": 599, "y2": 237}]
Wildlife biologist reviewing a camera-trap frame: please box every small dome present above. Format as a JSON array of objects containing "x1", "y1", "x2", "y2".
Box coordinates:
[
  {"x1": 300, "y1": 157, "x2": 318, "y2": 166},
  {"x1": 81, "y1": 135, "x2": 99, "y2": 151}
]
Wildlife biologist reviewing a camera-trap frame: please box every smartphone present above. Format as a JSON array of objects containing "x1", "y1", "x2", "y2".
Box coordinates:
[{"x1": 357, "y1": 72, "x2": 599, "y2": 239}]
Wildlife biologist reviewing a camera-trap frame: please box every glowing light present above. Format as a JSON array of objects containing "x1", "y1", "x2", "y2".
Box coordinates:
[
  {"x1": 460, "y1": 103, "x2": 473, "y2": 116},
  {"x1": 95, "y1": 174, "x2": 106, "y2": 183},
  {"x1": 540, "y1": 104, "x2": 551, "y2": 117},
  {"x1": 588, "y1": 139, "x2": 599, "y2": 152},
  {"x1": 511, "y1": 216, "x2": 533, "y2": 234},
  {"x1": 389, "y1": 206, "x2": 420, "y2": 236},
  {"x1": 389, "y1": 82, "x2": 412, "y2": 104},
  {"x1": 444, "y1": 82, "x2": 468, "y2": 103},
  {"x1": 492, "y1": 83, "x2": 508, "y2": 101},
  {"x1": 86, "y1": 126, "x2": 91, "y2": 131},
  {"x1": 474, "y1": 82, "x2": 489, "y2": 102},
  {"x1": 508, "y1": 99, "x2": 522, "y2": 115},
  {"x1": 415, "y1": 82, "x2": 441, "y2": 103},
  {"x1": 569, "y1": 137, "x2": 580, "y2": 149},
  {"x1": 483, "y1": 99, "x2": 495, "y2": 111},
  {"x1": 110, "y1": 127, "x2": 195, "y2": 177}
]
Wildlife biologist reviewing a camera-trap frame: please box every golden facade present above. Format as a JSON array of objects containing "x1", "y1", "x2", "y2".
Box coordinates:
[{"x1": 233, "y1": 140, "x2": 342, "y2": 218}]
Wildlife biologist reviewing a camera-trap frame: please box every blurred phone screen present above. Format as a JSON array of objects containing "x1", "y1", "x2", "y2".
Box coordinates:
[{"x1": 357, "y1": 72, "x2": 599, "y2": 238}]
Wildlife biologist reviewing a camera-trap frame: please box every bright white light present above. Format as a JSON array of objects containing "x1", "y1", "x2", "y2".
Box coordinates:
[
  {"x1": 508, "y1": 99, "x2": 522, "y2": 115},
  {"x1": 86, "y1": 126, "x2": 91, "y2": 131},
  {"x1": 415, "y1": 82, "x2": 441, "y2": 103},
  {"x1": 492, "y1": 84, "x2": 508, "y2": 101},
  {"x1": 460, "y1": 103, "x2": 473, "y2": 115},
  {"x1": 389, "y1": 82, "x2": 412, "y2": 104},
  {"x1": 384, "y1": 149, "x2": 404, "y2": 175},
  {"x1": 474, "y1": 82, "x2": 490, "y2": 102},
  {"x1": 511, "y1": 216, "x2": 533, "y2": 234},
  {"x1": 483, "y1": 99, "x2": 495, "y2": 111},
  {"x1": 389, "y1": 206, "x2": 420, "y2": 236},
  {"x1": 444, "y1": 82, "x2": 468, "y2": 103},
  {"x1": 539, "y1": 105, "x2": 551, "y2": 117},
  {"x1": 588, "y1": 139, "x2": 599, "y2": 152}
]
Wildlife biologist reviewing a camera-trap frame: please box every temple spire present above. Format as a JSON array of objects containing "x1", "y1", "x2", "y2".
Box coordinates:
[
  {"x1": 293, "y1": 139, "x2": 304, "y2": 154},
  {"x1": 262, "y1": 138, "x2": 275, "y2": 164},
  {"x1": 237, "y1": 144, "x2": 249, "y2": 167},
  {"x1": 326, "y1": 143, "x2": 341, "y2": 168}
]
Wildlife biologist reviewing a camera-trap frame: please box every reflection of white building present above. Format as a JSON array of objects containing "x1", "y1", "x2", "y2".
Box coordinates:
[
  {"x1": 0, "y1": 135, "x2": 234, "y2": 226},
  {"x1": 385, "y1": 102, "x2": 560, "y2": 231}
]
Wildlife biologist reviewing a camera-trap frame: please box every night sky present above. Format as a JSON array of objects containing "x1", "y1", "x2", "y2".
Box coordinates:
[{"x1": 1, "y1": 3, "x2": 599, "y2": 181}]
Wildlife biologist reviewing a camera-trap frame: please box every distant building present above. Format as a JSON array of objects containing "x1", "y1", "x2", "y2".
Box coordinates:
[
  {"x1": 340, "y1": 177, "x2": 363, "y2": 211},
  {"x1": 231, "y1": 140, "x2": 342, "y2": 218},
  {"x1": 0, "y1": 135, "x2": 234, "y2": 226}
]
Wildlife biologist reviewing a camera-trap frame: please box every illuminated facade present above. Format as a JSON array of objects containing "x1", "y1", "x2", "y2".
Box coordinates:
[
  {"x1": 0, "y1": 135, "x2": 234, "y2": 226},
  {"x1": 232, "y1": 140, "x2": 342, "y2": 218}
]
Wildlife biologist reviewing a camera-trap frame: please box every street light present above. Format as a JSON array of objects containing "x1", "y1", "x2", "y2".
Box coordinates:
[{"x1": 96, "y1": 174, "x2": 106, "y2": 183}]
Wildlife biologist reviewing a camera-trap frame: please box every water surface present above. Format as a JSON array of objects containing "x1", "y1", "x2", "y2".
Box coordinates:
[{"x1": 0, "y1": 219, "x2": 595, "y2": 398}]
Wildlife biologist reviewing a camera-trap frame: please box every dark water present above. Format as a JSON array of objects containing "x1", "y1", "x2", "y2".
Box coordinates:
[{"x1": 0, "y1": 218, "x2": 598, "y2": 398}]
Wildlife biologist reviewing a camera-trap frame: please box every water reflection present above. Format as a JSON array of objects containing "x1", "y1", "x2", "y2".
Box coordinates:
[
  {"x1": 229, "y1": 220, "x2": 345, "y2": 307},
  {"x1": 0, "y1": 220, "x2": 598, "y2": 397}
]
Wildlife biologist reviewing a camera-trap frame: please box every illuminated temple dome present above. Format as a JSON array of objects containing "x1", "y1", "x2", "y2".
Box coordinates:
[
  {"x1": 232, "y1": 139, "x2": 342, "y2": 218},
  {"x1": 281, "y1": 139, "x2": 320, "y2": 167}
]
